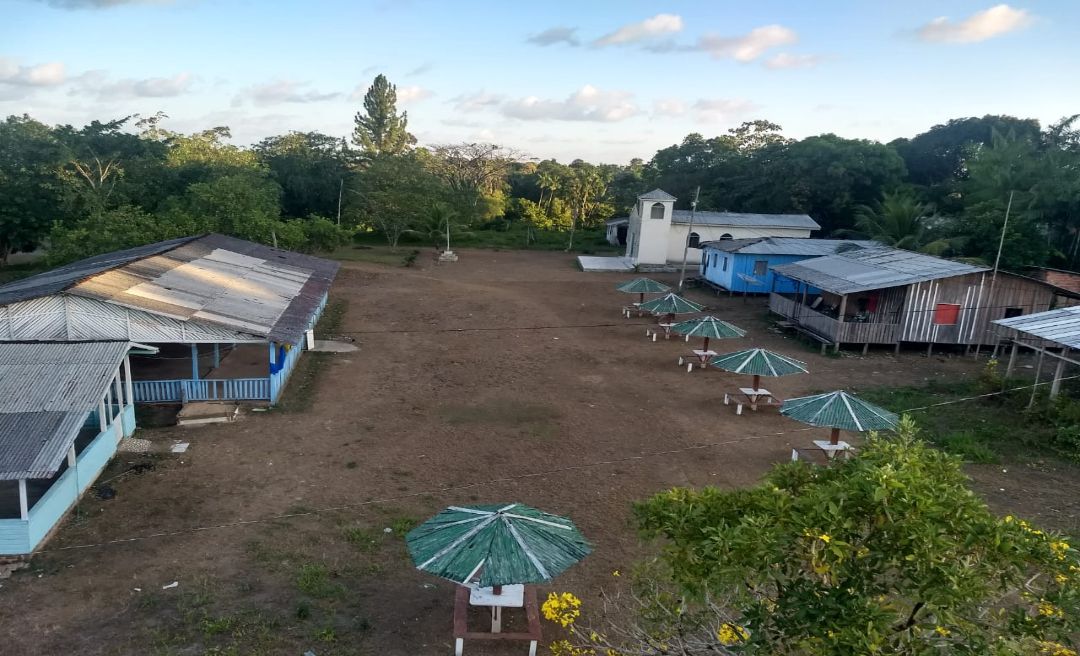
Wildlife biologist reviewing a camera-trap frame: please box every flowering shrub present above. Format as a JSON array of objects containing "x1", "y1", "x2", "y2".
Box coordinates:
[{"x1": 542, "y1": 592, "x2": 582, "y2": 627}]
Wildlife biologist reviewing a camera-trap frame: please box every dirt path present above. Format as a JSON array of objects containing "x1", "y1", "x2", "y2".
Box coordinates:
[{"x1": 1, "y1": 249, "x2": 1076, "y2": 656}]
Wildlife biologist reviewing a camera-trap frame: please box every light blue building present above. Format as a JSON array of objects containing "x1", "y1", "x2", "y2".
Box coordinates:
[
  {"x1": 0, "y1": 234, "x2": 338, "y2": 406},
  {"x1": 699, "y1": 238, "x2": 878, "y2": 294},
  {"x1": 0, "y1": 341, "x2": 149, "y2": 555}
]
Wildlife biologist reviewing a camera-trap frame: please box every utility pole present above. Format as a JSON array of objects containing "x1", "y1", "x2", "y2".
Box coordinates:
[
  {"x1": 982, "y1": 190, "x2": 1014, "y2": 358},
  {"x1": 677, "y1": 186, "x2": 701, "y2": 291},
  {"x1": 336, "y1": 178, "x2": 344, "y2": 226}
]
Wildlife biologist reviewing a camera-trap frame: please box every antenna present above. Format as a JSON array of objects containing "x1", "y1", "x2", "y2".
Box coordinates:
[{"x1": 677, "y1": 186, "x2": 701, "y2": 291}]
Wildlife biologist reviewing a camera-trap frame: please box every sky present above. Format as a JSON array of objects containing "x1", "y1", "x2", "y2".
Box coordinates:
[{"x1": 1, "y1": 1, "x2": 1077, "y2": 163}]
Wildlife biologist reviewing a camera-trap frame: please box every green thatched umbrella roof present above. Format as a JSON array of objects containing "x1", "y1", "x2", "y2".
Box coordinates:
[
  {"x1": 711, "y1": 348, "x2": 808, "y2": 377},
  {"x1": 406, "y1": 503, "x2": 591, "y2": 587},
  {"x1": 638, "y1": 292, "x2": 704, "y2": 316},
  {"x1": 781, "y1": 390, "x2": 899, "y2": 444},
  {"x1": 671, "y1": 316, "x2": 745, "y2": 339},
  {"x1": 616, "y1": 278, "x2": 670, "y2": 294}
]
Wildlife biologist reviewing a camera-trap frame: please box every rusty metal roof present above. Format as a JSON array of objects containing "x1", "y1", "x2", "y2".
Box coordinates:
[
  {"x1": 0, "y1": 341, "x2": 131, "y2": 480},
  {"x1": 771, "y1": 247, "x2": 988, "y2": 294},
  {"x1": 0, "y1": 235, "x2": 339, "y2": 344}
]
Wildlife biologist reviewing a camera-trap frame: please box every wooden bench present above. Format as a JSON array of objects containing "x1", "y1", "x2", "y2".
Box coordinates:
[
  {"x1": 454, "y1": 585, "x2": 541, "y2": 656},
  {"x1": 724, "y1": 388, "x2": 782, "y2": 415}
]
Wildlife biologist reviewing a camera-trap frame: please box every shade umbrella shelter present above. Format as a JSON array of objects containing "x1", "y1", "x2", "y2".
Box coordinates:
[
  {"x1": 711, "y1": 348, "x2": 809, "y2": 391},
  {"x1": 638, "y1": 293, "x2": 705, "y2": 341},
  {"x1": 406, "y1": 503, "x2": 592, "y2": 589},
  {"x1": 671, "y1": 315, "x2": 746, "y2": 352},
  {"x1": 780, "y1": 390, "x2": 899, "y2": 448},
  {"x1": 616, "y1": 277, "x2": 670, "y2": 305}
]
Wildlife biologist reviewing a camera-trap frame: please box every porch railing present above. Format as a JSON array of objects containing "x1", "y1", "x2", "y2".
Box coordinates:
[
  {"x1": 769, "y1": 294, "x2": 901, "y2": 345},
  {"x1": 132, "y1": 378, "x2": 270, "y2": 403}
]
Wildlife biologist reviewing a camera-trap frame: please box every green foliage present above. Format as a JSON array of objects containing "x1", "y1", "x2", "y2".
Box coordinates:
[
  {"x1": 352, "y1": 74, "x2": 415, "y2": 157},
  {"x1": 254, "y1": 131, "x2": 350, "y2": 218},
  {"x1": 632, "y1": 419, "x2": 1080, "y2": 654},
  {"x1": 0, "y1": 115, "x2": 64, "y2": 264},
  {"x1": 346, "y1": 153, "x2": 446, "y2": 247},
  {"x1": 300, "y1": 215, "x2": 350, "y2": 252},
  {"x1": 295, "y1": 563, "x2": 344, "y2": 599},
  {"x1": 47, "y1": 205, "x2": 197, "y2": 265}
]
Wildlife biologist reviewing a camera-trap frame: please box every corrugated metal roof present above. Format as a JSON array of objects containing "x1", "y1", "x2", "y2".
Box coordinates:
[
  {"x1": 671, "y1": 210, "x2": 820, "y2": 230},
  {"x1": 994, "y1": 305, "x2": 1080, "y2": 349},
  {"x1": 0, "y1": 237, "x2": 198, "y2": 307},
  {"x1": 699, "y1": 237, "x2": 878, "y2": 256},
  {"x1": 638, "y1": 189, "x2": 676, "y2": 201},
  {"x1": 0, "y1": 234, "x2": 339, "y2": 344},
  {"x1": 771, "y1": 247, "x2": 988, "y2": 294},
  {"x1": 0, "y1": 341, "x2": 130, "y2": 480}
]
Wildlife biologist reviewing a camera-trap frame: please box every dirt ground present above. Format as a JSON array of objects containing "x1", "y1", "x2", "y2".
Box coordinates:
[{"x1": 2, "y1": 249, "x2": 1079, "y2": 656}]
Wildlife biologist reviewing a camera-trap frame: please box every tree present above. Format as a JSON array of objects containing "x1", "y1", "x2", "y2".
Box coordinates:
[
  {"x1": 563, "y1": 163, "x2": 613, "y2": 251},
  {"x1": 255, "y1": 132, "x2": 351, "y2": 219},
  {"x1": 346, "y1": 153, "x2": 445, "y2": 247},
  {"x1": 0, "y1": 115, "x2": 63, "y2": 265},
  {"x1": 47, "y1": 204, "x2": 196, "y2": 264},
  {"x1": 848, "y1": 190, "x2": 952, "y2": 253},
  {"x1": 426, "y1": 142, "x2": 520, "y2": 224},
  {"x1": 557, "y1": 419, "x2": 1080, "y2": 655},
  {"x1": 352, "y1": 74, "x2": 416, "y2": 158}
]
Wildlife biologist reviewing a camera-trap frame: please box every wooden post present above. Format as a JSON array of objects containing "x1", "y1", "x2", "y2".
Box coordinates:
[
  {"x1": 702, "y1": 336, "x2": 710, "y2": 352},
  {"x1": 18, "y1": 479, "x2": 28, "y2": 520},
  {"x1": 1006, "y1": 341, "x2": 1019, "y2": 378},
  {"x1": 894, "y1": 341, "x2": 901, "y2": 356},
  {"x1": 862, "y1": 343, "x2": 869, "y2": 356},
  {"x1": 98, "y1": 400, "x2": 106, "y2": 433},
  {"x1": 113, "y1": 367, "x2": 123, "y2": 421},
  {"x1": 190, "y1": 344, "x2": 200, "y2": 380},
  {"x1": 68, "y1": 445, "x2": 76, "y2": 467},
  {"x1": 834, "y1": 295, "x2": 848, "y2": 354},
  {"x1": 213, "y1": 343, "x2": 221, "y2": 368},
  {"x1": 123, "y1": 355, "x2": 134, "y2": 406},
  {"x1": 926, "y1": 342, "x2": 933, "y2": 358},
  {"x1": 1029, "y1": 350, "x2": 1045, "y2": 408},
  {"x1": 1051, "y1": 348, "x2": 1069, "y2": 399},
  {"x1": 829, "y1": 427, "x2": 841, "y2": 446},
  {"x1": 752, "y1": 374, "x2": 761, "y2": 391}
]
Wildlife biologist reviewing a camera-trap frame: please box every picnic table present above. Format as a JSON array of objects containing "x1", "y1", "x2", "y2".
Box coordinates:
[
  {"x1": 454, "y1": 584, "x2": 541, "y2": 656},
  {"x1": 677, "y1": 349, "x2": 717, "y2": 372},
  {"x1": 622, "y1": 302, "x2": 645, "y2": 318},
  {"x1": 645, "y1": 323, "x2": 676, "y2": 341},
  {"x1": 812, "y1": 440, "x2": 853, "y2": 459},
  {"x1": 723, "y1": 387, "x2": 779, "y2": 415}
]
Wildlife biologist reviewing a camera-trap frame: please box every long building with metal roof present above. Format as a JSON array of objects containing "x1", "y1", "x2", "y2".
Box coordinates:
[
  {"x1": 767, "y1": 246, "x2": 1065, "y2": 352},
  {"x1": 0, "y1": 341, "x2": 144, "y2": 555},
  {"x1": 0, "y1": 235, "x2": 339, "y2": 405}
]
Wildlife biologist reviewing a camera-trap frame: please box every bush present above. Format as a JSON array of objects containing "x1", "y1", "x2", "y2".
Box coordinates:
[{"x1": 301, "y1": 215, "x2": 350, "y2": 252}]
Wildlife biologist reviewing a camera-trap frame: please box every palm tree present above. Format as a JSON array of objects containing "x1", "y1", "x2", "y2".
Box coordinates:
[{"x1": 851, "y1": 191, "x2": 951, "y2": 253}]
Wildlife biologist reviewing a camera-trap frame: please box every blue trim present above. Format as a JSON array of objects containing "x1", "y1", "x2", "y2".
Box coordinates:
[
  {"x1": 190, "y1": 344, "x2": 199, "y2": 380},
  {"x1": 132, "y1": 378, "x2": 271, "y2": 402}
]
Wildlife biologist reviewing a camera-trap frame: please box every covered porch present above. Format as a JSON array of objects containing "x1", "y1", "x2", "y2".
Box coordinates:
[
  {"x1": 769, "y1": 281, "x2": 904, "y2": 350},
  {"x1": 0, "y1": 352, "x2": 136, "y2": 555}
]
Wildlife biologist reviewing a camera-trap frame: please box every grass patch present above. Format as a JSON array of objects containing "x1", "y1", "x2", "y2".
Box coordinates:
[
  {"x1": 328, "y1": 245, "x2": 419, "y2": 267},
  {"x1": 313, "y1": 298, "x2": 347, "y2": 338},
  {"x1": 858, "y1": 377, "x2": 1058, "y2": 462},
  {"x1": 341, "y1": 526, "x2": 381, "y2": 553},
  {"x1": 275, "y1": 352, "x2": 332, "y2": 413},
  {"x1": 295, "y1": 563, "x2": 345, "y2": 599}
]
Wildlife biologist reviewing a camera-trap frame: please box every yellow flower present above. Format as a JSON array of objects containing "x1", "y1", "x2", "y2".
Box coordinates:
[
  {"x1": 1051, "y1": 541, "x2": 1070, "y2": 561},
  {"x1": 611, "y1": 570, "x2": 620, "y2": 577},
  {"x1": 1038, "y1": 600, "x2": 1065, "y2": 618},
  {"x1": 818, "y1": 533, "x2": 831, "y2": 544},
  {"x1": 1038, "y1": 641, "x2": 1078, "y2": 656},
  {"x1": 1056, "y1": 573, "x2": 1069, "y2": 584},
  {"x1": 1005, "y1": 515, "x2": 1015, "y2": 523},
  {"x1": 856, "y1": 546, "x2": 870, "y2": 558},
  {"x1": 934, "y1": 625, "x2": 950, "y2": 637},
  {"x1": 717, "y1": 623, "x2": 750, "y2": 646},
  {"x1": 542, "y1": 592, "x2": 582, "y2": 627}
]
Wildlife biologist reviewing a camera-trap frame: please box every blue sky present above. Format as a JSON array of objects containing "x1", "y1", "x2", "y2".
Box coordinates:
[{"x1": 1, "y1": 1, "x2": 1077, "y2": 163}]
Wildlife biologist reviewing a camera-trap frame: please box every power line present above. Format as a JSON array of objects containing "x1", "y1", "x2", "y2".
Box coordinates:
[{"x1": 39, "y1": 373, "x2": 1079, "y2": 554}]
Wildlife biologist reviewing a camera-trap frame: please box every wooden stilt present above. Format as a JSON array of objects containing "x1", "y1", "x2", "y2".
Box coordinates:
[
  {"x1": 1006, "y1": 341, "x2": 1019, "y2": 378},
  {"x1": 829, "y1": 427, "x2": 841, "y2": 446},
  {"x1": 862, "y1": 343, "x2": 869, "y2": 356}
]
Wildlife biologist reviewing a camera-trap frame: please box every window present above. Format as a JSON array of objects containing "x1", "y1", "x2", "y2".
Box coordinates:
[
  {"x1": 688, "y1": 232, "x2": 700, "y2": 248},
  {"x1": 719, "y1": 233, "x2": 733, "y2": 240},
  {"x1": 1004, "y1": 307, "x2": 1024, "y2": 319},
  {"x1": 649, "y1": 202, "x2": 665, "y2": 219},
  {"x1": 753, "y1": 260, "x2": 768, "y2": 277},
  {"x1": 722, "y1": 256, "x2": 728, "y2": 272},
  {"x1": 933, "y1": 303, "x2": 961, "y2": 325},
  {"x1": 711, "y1": 253, "x2": 718, "y2": 267}
]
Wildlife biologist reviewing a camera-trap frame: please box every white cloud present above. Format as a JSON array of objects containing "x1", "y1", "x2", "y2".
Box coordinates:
[
  {"x1": 395, "y1": 85, "x2": 433, "y2": 104},
  {"x1": 764, "y1": 53, "x2": 823, "y2": 70},
  {"x1": 692, "y1": 98, "x2": 758, "y2": 122},
  {"x1": 0, "y1": 58, "x2": 66, "y2": 86},
  {"x1": 527, "y1": 26, "x2": 580, "y2": 47},
  {"x1": 917, "y1": 4, "x2": 1033, "y2": 43},
  {"x1": 242, "y1": 80, "x2": 341, "y2": 106},
  {"x1": 450, "y1": 91, "x2": 504, "y2": 112},
  {"x1": 407, "y1": 62, "x2": 434, "y2": 76},
  {"x1": 75, "y1": 71, "x2": 193, "y2": 98},
  {"x1": 594, "y1": 13, "x2": 683, "y2": 46},
  {"x1": 502, "y1": 85, "x2": 639, "y2": 122},
  {"x1": 653, "y1": 99, "x2": 686, "y2": 117},
  {"x1": 696, "y1": 25, "x2": 797, "y2": 61}
]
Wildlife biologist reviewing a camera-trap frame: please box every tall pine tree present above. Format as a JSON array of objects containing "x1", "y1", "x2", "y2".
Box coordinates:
[{"x1": 352, "y1": 75, "x2": 416, "y2": 158}]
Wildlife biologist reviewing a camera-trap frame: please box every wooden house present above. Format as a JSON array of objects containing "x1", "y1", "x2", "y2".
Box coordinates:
[
  {"x1": 0, "y1": 341, "x2": 147, "y2": 555},
  {"x1": 768, "y1": 246, "x2": 1065, "y2": 352},
  {"x1": 0, "y1": 234, "x2": 338, "y2": 405},
  {"x1": 698, "y1": 238, "x2": 877, "y2": 294}
]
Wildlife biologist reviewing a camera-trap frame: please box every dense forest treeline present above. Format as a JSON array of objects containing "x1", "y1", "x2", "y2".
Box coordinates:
[{"x1": 1, "y1": 74, "x2": 1078, "y2": 271}]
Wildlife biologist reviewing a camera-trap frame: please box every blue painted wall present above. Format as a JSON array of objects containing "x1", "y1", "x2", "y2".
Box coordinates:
[
  {"x1": 699, "y1": 249, "x2": 815, "y2": 293},
  {"x1": 0, "y1": 406, "x2": 127, "y2": 555},
  {"x1": 270, "y1": 291, "x2": 329, "y2": 405}
]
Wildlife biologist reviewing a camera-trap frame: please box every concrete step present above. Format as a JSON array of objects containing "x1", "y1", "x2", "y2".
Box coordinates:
[{"x1": 177, "y1": 401, "x2": 240, "y2": 426}]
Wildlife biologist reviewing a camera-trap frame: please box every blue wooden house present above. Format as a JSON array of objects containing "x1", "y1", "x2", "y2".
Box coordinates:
[
  {"x1": 0, "y1": 341, "x2": 148, "y2": 555},
  {"x1": 0, "y1": 235, "x2": 339, "y2": 406},
  {"x1": 698, "y1": 238, "x2": 878, "y2": 294}
]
